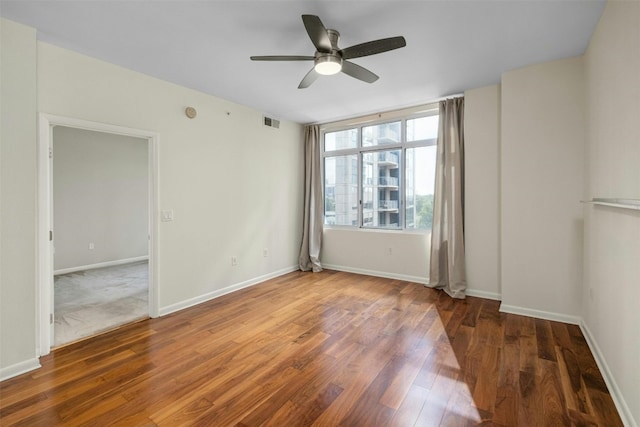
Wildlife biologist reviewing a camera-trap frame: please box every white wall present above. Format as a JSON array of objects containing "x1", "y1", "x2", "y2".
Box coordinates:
[
  {"x1": 322, "y1": 228, "x2": 429, "y2": 282},
  {"x1": 583, "y1": 1, "x2": 640, "y2": 425},
  {"x1": 0, "y1": 19, "x2": 39, "y2": 375},
  {"x1": 500, "y1": 57, "x2": 585, "y2": 321},
  {"x1": 38, "y1": 43, "x2": 303, "y2": 313},
  {"x1": 37, "y1": 42, "x2": 304, "y2": 312},
  {"x1": 53, "y1": 126, "x2": 148, "y2": 271},
  {"x1": 464, "y1": 84, "x2": 501, "y2": 299},
  {"x1": 0, "y1": 20, "x2": 304, "y2": 376}
]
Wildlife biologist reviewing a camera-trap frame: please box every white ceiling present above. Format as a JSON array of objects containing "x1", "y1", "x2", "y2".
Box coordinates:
[{"x1": 1, "y1": 1, "x2": 605, "y2": 124}]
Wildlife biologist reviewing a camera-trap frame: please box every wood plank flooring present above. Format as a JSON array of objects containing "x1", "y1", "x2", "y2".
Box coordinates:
[{"x1": 0, "y1": 270, "x2": 623, "y2": 426}]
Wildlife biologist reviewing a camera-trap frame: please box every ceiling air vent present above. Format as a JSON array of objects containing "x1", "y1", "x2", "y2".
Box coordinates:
[{"x1": 263, "y1": 116, "x2": 280, "y2": 129}]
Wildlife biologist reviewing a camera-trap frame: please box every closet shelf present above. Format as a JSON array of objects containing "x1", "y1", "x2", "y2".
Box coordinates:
[{"x1": 581, "y1": 198, "x2": 640, "y2": 211}]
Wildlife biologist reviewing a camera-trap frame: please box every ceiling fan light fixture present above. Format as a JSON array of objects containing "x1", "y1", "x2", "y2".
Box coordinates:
[
  {"x1": 250, "y1": 14, "x2": 406, "y2": 88},
  {"x1": 314, "y1": 55, "x2": 342, "y2": 75}
]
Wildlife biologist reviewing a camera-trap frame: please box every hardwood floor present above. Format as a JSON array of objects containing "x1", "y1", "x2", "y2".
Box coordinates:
[{"x1": 0, "y1": 270, "x2": 623, "y2": 426}]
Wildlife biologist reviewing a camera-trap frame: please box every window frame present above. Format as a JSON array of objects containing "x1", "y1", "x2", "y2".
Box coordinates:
[{"x1": 321, "y1": 104, "x2": 439, "y2": 232}]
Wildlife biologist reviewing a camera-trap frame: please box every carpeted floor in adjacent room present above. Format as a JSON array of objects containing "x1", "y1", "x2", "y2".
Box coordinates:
[{"x1": 54, "y1": 261, "x2": 149, "y2": 347}]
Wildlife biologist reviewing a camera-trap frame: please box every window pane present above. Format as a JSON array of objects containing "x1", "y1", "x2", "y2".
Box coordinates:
[
  {"x1": 362, "y1": 121, "x2": 401, "y2": 147},
  {"x1": 325, "y1": 128, "x2": 357, "y2": 151},
  {"x1": 324, "y1": 155, "x2": 358, "y2": 226},
  {"x1": 362, "y1": 150, "x2": 401, "y2": 228},
  {"x1": 406, "y1": 116, "x2": 439, "y2": 142},
  {"x1": 405, "y1": 146, "x2": 436, "y2": 230}
]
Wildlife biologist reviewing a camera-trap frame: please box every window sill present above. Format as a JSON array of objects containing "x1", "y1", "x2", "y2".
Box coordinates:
[{"x1": 323, "y1": 225, "x2": 431, "y2": 235}]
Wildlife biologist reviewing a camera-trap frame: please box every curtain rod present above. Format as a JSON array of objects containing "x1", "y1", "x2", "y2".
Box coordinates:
[{"x1": 311, "y1": 93, "x2": 464, "y2": 128}]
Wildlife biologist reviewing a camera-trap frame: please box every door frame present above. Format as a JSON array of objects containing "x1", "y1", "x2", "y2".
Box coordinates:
[{"x1": 37, "y1": 113, "x2": 159, "y2": 355}]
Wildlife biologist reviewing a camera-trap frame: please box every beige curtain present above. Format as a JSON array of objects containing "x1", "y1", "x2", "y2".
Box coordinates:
[
  {"x1": 298, "y1": 125, "x2": 323, "y2": 272},
  {"x1": 428, "y1": 97, "x2": 466, "y2": 298}
]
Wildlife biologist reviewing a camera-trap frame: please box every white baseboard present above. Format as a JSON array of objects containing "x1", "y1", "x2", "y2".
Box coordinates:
[
  {"x1": 323, "y1": 264, "x2": 502, "y2": 301},
  {"x1": 322, "y1": 264, "x2": 429, "y2": 285},
  {"x1": 580, "y1": 321, "x2": 637, "y2": 427},
  {"x1": 0, "y1": 358, "x2": 41, "y2": 382},
  {"x1": 499, "y1": 304, "x2": 581, "y2": 325},
  {"x1": 466, "y1": 289, "x2": 502, "y2": 301},
  {"x1": 54, "y1": 256, "x2": 149, "y2": 276},
  {"x1": 158, "y1": 265, "x2": 299, "y2": 316}
]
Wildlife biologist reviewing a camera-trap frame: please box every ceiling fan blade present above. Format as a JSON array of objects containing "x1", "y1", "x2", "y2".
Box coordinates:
[
  {"x1": 250, "y1": 55, "x2": 314, "y2": 61},
  {"x1": 341, "y1": 36, "x2": 407, "y2": 60},
  {"x1": 298, "y1": 68, "x2": 320, "y2": 89},
  {"x1": 302, "y1": 15, "x2": 332, "y2": 53},
  {"x1": 341, "y1": 61, "x2": 379, "y2": 84}
]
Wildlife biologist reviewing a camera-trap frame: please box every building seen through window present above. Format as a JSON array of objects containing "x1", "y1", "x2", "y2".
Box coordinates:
[{"x1": 323, "y1": 111, "x2": 438, "y2": 230}]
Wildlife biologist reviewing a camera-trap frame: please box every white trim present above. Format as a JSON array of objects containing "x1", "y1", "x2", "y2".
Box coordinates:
[
  {"x1": 322, "y1": 264, "x2": 429, "y2": 284},
  {"x1": 0, "y1": 358, "x2": 41, "y2": 382},
  {"x1": 37, "y1": 115, "x2": 53, "y2": 358},
  {"x1": 466, "y1": 289, "x2": 502, "y2": 301},
  {"x1": 147, "y1": 131, "x2": 159, "y2": 319},
  {"x1": 581, "y1": 198, "x2": 640, "y2": 212},
  {"x1": 323, "y1": 225, "x2": 430, "y2": 236},
  {"x1": 53, "y1": 256, "x2": 149, "y2": 276},
  {"x1": 324, "y1": 264, "x2": 502, "y2": 300},
  {"x1": 499, "y1": 304, "x2": 581, "y2": 325},
  {"x1": 38, "y1": 113, "x2": 160, "y2": 355},
  {"x1": 40, "y1": 114, "x2": 158, "y2": 139},
  {"x1": 158, "y1": 266, "x2": 299, "y2": 316},
  {"x1": 580, "y1": 321, "x2": 637, "y2": 427},
  {"x1": 316, "y1": 95, "x2": 462, "y2": 129}
]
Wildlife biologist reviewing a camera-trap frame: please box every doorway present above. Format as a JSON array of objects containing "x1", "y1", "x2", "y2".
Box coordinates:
[
  {"x1": 52, "y1": 126, "x2": 149, "y2": 346},
  {"x1": 38, "y1": 115, "x2": 159, "y2": 355}
]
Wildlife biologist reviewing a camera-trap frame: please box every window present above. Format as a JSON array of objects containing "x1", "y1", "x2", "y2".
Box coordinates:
[
  {"x1": 322, "y1": 107, "x2": 438, "y2": 230},
  {"x1": 324, "y1": 128, "x2": 358, "y2": 151},
  {"x1": 324, "y1": 155, "x2": 358, "y2": 226}
]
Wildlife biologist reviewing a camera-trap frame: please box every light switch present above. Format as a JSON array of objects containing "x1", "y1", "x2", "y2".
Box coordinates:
[{"x1": 161, "y1": 210, "x2": 174, "y2": 222}]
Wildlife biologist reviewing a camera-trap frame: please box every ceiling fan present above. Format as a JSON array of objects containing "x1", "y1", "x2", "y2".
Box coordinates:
[{"x1": 250, "y1": 14, "x2": 407, "y2": 89}]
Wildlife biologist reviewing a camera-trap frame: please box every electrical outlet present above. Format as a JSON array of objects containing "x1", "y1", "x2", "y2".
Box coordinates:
[
  {"x1": 231, "y1": 256, "x2": 237, "y2": 266},
  {"x1": 89, "y1": 242, "x2": 94, "y2": 250},
  {"x1": 161, "y1": 210, "x2": 174, "y2": 222},
  {"x1": 263, "y1": 248, "x2": 269, "y2": 258}
]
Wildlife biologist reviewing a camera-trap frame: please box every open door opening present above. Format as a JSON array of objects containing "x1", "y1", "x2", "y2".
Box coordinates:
[
  {"x1": 38, "y1": 115, "x2": 159, "y2": 355},
  {"x1": 52, "y1": 126, "x2": 149, "y2": 347}
]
